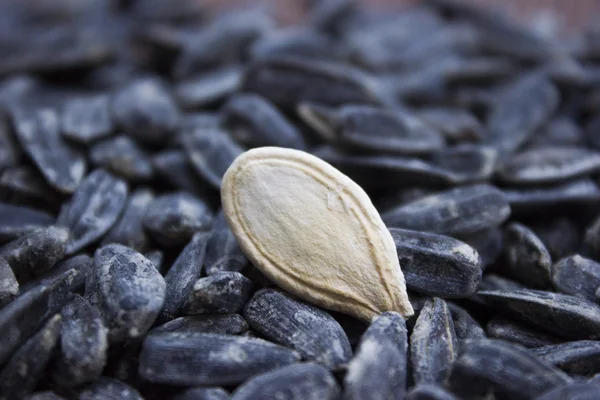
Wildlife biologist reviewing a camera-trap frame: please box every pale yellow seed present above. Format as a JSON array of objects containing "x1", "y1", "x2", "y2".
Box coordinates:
[{"x1": 221, "y1": 147, "x2": 414, "y2": 321}]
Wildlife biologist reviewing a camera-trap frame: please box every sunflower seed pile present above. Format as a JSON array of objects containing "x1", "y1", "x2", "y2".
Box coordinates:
[{"x1": 4, "y1": 0, "x2": 600, "y2": 398}]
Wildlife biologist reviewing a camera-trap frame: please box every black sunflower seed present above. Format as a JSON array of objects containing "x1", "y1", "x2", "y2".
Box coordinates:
[
  {"x1": 390, "y1": 228, "x2": 482, "y2": 298},
  {"x1": 410, "y1": 298, "x2": 458, "y2": 385},
  {"x1": 24, "y1": 391, "x2": 66, "y2": 400},
  {"x1": 20, "y1": 254, "x2": 91, "y2": 294},
  {"x1": 417, "y1": 107, "x2": 482, "y2": 143},
  {"x1": 486, "y1": 316, "x2": 561, "y2": 348},
  {"x1": 60, "y1": 95, "x2": 113, "y2": 145},
  {"x1": 151, "y1": 150, "x2": 214, "y2": 198},
  {"x1": 243, "y1": 289, "x2": 352, "y2": 370},
  {"x1": 532, "y1": 341, "x2": 600, "y2": 376},
  {"x1": 551, "y1": 255, "x2": 600, "y2": 302},
  {"x1": 57, "y1": 169, "x2": 128, "y2": 255},
  {"x1": 89, "y1": 136, "x2": 154, "y2": 182},
  {"x1": 151, "y1": 314, "x2": 249, "y2": 336},
  {"x1": 461, "y1": 227, "x2": 503, "y2": 269},
  {"x1": 138, "y1": 332, "x2": 300, "y2": 386},
  {"x1": 535, "y1": 383, "x2": 600, "y2": 400},
  {"x1": 12, "y1": 108, "x2": 86, "y2": 194},
  {"x1": 172, "y1": 387, "x2": 230, "y2": 400},
  {"x1": 406, "y1": 384, "x2": 459, "y2": 400},
  {"x1": 0, "y1": 258, "x2": 18, "y2": 307},
  {"x1": 344, "y1": 312, "x2": 408, "y2": 400},
  {"x1": 175, "y1": 66, "x2": 243, "y2": 109},
  {"x1": 184, "y1": 272, "x2": 253, "y2": 315},
  {"x1": 78, "y1": 378, "x2": 143, "y2": 400},
  {"x1": 0, "y1": 203, "x2": 54, "y2": 243},
  {"x1": 0, "y1": 166, "x2": 61, "y2": 213},
  {"x1": 448, "y1": 302, "x2": 486, "y2": 348},
  {"x1": 205, "y1": 210, "x2": 247, "y2": 276}
]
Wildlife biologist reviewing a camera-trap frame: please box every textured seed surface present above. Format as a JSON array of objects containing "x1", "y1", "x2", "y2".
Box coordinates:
[
  {"x1": 0, "y1": 314, "x2": 62, "y2": 400},
  {"x1": 486, "y1": 316, "x2": 560, "y2": 348},
  {"x1": 551, "y1": 255, "x2": 600, "y2": 301},
  {"x1": 535, "y1": 383, "x2": 600, "y2": 400},
  {"x1": 449, "y1": 339, "x2": 572, "y2": 400},
  {"x1": 57, "y1": 169, "x2": 128, "y2": 255},
  {"x1": 103, "y1": 189, "x2": 154, "y2": 252},
  {"x1": 383, "y1": 184, "x2": 511, "y2": 236},
  {"x1": 90, "y1": 136, "x2": 154, "y2": 182},
  {"x1": 232, "y1": 363, "x2": 340, "y2": 400},
  {"x1": 12, "y1": 109, "x2": 86, "y2": 194},
  {"x1": 390, "y1": 228, "x2": 482, "y2": 298},
  {"x1": 406, "y1": 384, "x2": 459, "y2": 400},
  {"x1": 52, "y1": 295, "x2": 107, "y2": 387},
  {"x1": 85, "y1": 244, "x2": 165, "y2": 342},
  {"x1": 243, "y1": 289, "x2": 352, "y2": 369},
  {"x1": 478, "y1": 289, "x2": 600, "y2": 340},
  {"x1": 204, "y1": 211, "x2": 248, "y2": 275},
  {"x1": 60, "y1": 95, "x2": 113, "y2": 144},
  {"x1": 410, "y1": 298, "x2": 459, "y2": 385},
  {"x1": 448, "y1": 303, "x2": 486, "y2": 348},
  {"x1": 504, "y1": 222, "x2": 553, "y2": 288},
  {"x1": 0, "y1": 258, "x2": 18, "y2": 307},
  {"x1": 176, "y1": 66, "x2": 242, "y2": 109},
  {"x1": 532, "y1": 341, "x2": 600, "y2": 376},
  {"x1": 139, "y1": 332, "x2": 301, "y2": 386},
  {"x1": 504, "y1": 179, "x2": 600, "y2": 213},
  {"x1": 417, "y1": 107, "x2": 482, "y2": 143},
  {"x1": 158, "y1": 232, "x2": 209, "y2": 323},
  {"x1": 344, "y1": 312, "x2": 408, "y2": 400},
  {"x1": 222, "y1": 147, "x2": 413, "y2": 322},
  {"x1": 0, "y1": 165, "x2": 61, "y2": 212},
  {"x1": 151, "y1": 314, "x2": 249, "y2": 336},
  {"x1": 78, "y1": 378, "x2": 143, "y2": 400},
  {"x1": 0, "y1": 203, "x2": 54, "y2": 243},
  {"x1": 24, "y1": 392, "x2": 66, "y2": 400},
  {"x1": 184, "y1": 272, "x2": 253, "y2": 315},
  {"x1": 172, "y1": 387, "x2": 231, "y2": 400},
  {"x1": 143, "y1": 192, "x2": 212, "y2": 248}
]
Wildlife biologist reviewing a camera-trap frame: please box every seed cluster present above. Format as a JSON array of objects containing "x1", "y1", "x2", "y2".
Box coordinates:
[{"x1": 3, "y1": 0, "x2": 600, "y2": 399}]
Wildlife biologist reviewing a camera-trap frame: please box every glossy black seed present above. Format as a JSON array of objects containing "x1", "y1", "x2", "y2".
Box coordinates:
[
  {"x1": 60, "y1": 95, "x2": 113, "y2": 144},
  {"x1": 485, "y1": 73, "x2": 558, "y2": 155},
  {"x1": 173, "y1": 387, "x2": 230, "y2": 400},
  {"x1": 12, "y1": 109, "x2": 86, "y2": 194},
  {"x1": 57, "y1": 169, "x2": 128, "y2": 255},
  {"x1": 242, "y1": 57, "x2": 381, "y2": 108},
  {"x1": 478, "y1": 289, "x2": 600, "y2": 340},
  {"x1": 428, "y1": 145, "x2": 498, "y2": 183},
  {"x1": 551, "y1": 255, "x2": 600, "y2": 301},
  {"x1": 0, "y1": 258, "x2": 18, "y2": 307},
  {"x1": 176, "y1": 66, "x2": 243, "y2": 109},
  {"x1": 535, "y1": 383, "x2": 600, "y2": 400},
  {"x1": 85, "y1": 244, "x2": 166, "y2": 342},
  {"x1": 20, "y1": 254, "x2": 91, "y2": 294},
  {"x1": 406, "y1": 384, "x2": 459, "y2": 400},
  {"x1": 232, "y1": 363, "x2": 339, "y2": 400},
  {"x1": 390, "y1": 228, "x2": 481, "y2": 298},
  {"x1": 532, "y1": 341, "x2": 600, "y2": 376},
  {"x1": 499, "y1": 147, "x2": 600, "y2": 185},
  {"x1": 344, "y1": 312, "x2": 408, "y2": 400},
  {"x1": 0, "y1": 203, "x2": 54, "y2": 243},
  {"x1": 0, "y1": 270, "x2": 74, "y2": 366},
  {"x1": 0, "y1": 166, "x2": 61, "y2": 212},
  {"x1": 486, "y1": 316, "x2": 560, "y2": 348},
  {"x1": 417, "y1": 107, "x2": 482, "y2": 143},
  {"x1": 222, "y1": 93, "x2": 307, "y2": 149},
  {"x1": 89, "y1": 136, "x2": 154, "y2": 182},
  {"x1": 52, "y1": 295, "x2": 107, "y2": 387},
  {"x1": 461, "y1": 228, "x2": 503, "y2": 268},
  {"x1": 158, "y1": 232, "x2": 210, "y2": 323},
  {"x1": 103, "y1": 189, "x2": 154, "y2": 252},
  {"x1": 410, "y1": 298, "x2": 458, "y2": 385},
  {"x1": 112, "y1": 77, "x2": 180, "y2": 144},
  {"x1": 151, "y1": 314, "x2": 249, "y2": 336},
  {"x1": 78, "y1": 378, "x2": 143, "y2": 400},
  {"x1": 448, "y1": 339, "x2": 572, "y2": 400},
  {"x1": 0, "y1": 314, "x2": 61, "y2": 400},
  {"x1": 143, "y1": 192, "x2": 212, "y2": 248},
  {"x1": 448, "y1": 303, "x2": 486, "y2": 348},
  {"x1": 479, "y1": 274, "x2": 524, "y2": 291},
  {"x1": 138, "y1": 332, "x2": 300, "y2": 386},
  {"x1": 0, "y1": 226, "x2": 68, "y2": 282},
  {"x1": 503, "y1": 222, "x2": 553, "y2": 288},
  {"x1": 182, "y1": 128, "x2": 243, "y2": 189},
  {"x1": 243, "y1": 289, "x2": 352, "y2": 370},
  {"x1": 533, "y1": 218, "x2": 581, "y2": 261},
  {"x1": 382, "y1": 184, "x2": 511, "y2": 236},
  {"x1": 24, "y1": 392, "x2": 66, "y2": 400},
  {"x1": 205, "y1": 211, "x2": 247, "y2": 276},
  {"x1": 184, "y1": 272, "x2": 253, "y2": 315},
  {"x1": 152, "y1": 150, "x2": 213, "y2": 198}
]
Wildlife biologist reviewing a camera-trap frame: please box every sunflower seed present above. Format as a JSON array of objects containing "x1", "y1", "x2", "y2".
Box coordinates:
[
  {"x1": 532, "y1": 341, "x2": 600, "y2": 376},
  {"x1": 551, "y1": 255, "x2": 600, "y2": 301},
  {"x1": 89, "y1": 136, "x2": 154, "y2": 182},
  {"x1": 528, "y1": 117, "x2": 584, "y2": 148},
  {"x1": 448, "y1": 339, "x2": 571, "y2": 400},
  {"x1": 503, "y1": 222, "x2": 553, "y2": 288},
  {"x1": 204, "y1": 211, "x2": 248, "y2": 276},
  {"x1": 103, "y1": 189, "x2": 154, "y2": 252},
  {"x1": 428, "y1": 145, "x2": 498, "y2": 183},
  {"x1": 78, "y1": 378, "x2": 143, "y2": 400},
  {"x1": 486, "y1": 316, "x2": 561, "y2": 348},
  {"x1": 172, "y1": 387, "x2": 230, "y2": 400},
  {"x1": 0, "y1": 166, "x2": 62, "y2": 212},
  {"x1": 151, "y1": 150, "x2": 213, "y2": 198},
  {"x1": 251, "y1": 29, "x2": 340, "y2": 61},
  {"x1": 417, "y1": 107, "x2": 482, "y2": 143},
  {"x1": 0, "y1": 258, "x2": 18, "y2": 307},
  {"x1": 232, "y1": 363, "x2": 340, "y2": 400},
  {"x1": 410, "y1": 298, "x2": 458, "y2": 385},
  {"x1": 406, "y1": 384, "x2": 459, "y2": 400},
  {"x1": 344, "y1": 312, "x2": 408, "y2": 400},
  {"x1": 535, "y1": 383, "x2": 600, "y2": 400},
  {"x1": 20, "y1": 254, "x2": 91, "y2": 294},
  {"x1": 138, "y1": 332, "x2": 300, "y2": 386},
  {"x1": 222, "y1": 93, "x2": 307, "y2": 149},
  {"x1": 85, "y1": 244, "x2": 166, "y2": 342},
  {"x1": 478, "y1": 289, "x2": 600, "y2": 340},
  {"x1": 0, "y1": 314, "x2": 61, "y2": 400},
  {"x1": 157, "y1": 232, "x2": 209, "y2": 323},
  {"x1": 448, "y1": 302, "x2": 486, "y2": 348},
  {"x1": 223, "y1": 147, "x2": 413, "y2": 322},
  {"x1": 176, "y1": 66, "x2": 242, "y2": 109},
  {"x1": 461, "y1": 228, "x2": 503, "y2": 268},
  {"x1": 533, "y1": 218, "x2": 581, "y2": 261},
  {"x1": 243, "y1": 289, "x2": 352, "y2": 369},
  {"x1": 151, "y1": 314, "x2": 249, "y2": 336},
  {"x1": 60, "y1": 95, "x2": 113, "y2": 144},
  {"x1": 144, "y1": 250, "x2": 164, "y2": 274},
  {"x1": 143, "y1": 192, "x2": 212, "y2": 248},
  {"x1": 382, "y1": 184, "x2": 511, "y2": 236},
  {"x1": 182, "y1": 128, "x2": 243, "y2": 189},
  {"x1": 184, "y1": 272, "x2": 253, "y2": 315},
  {"x1": 112, "y1": 77, "x2": 180, "y2": 144},
  {"x1": 24, "y1": 392, "x2": 65, "y2": 400},
  {"x1": 0, "y1": 116, "x2": 19, "y2": 174},
  {"x1": 12, "y1": 108, "x2": 86, "y2": 194},
  {"x1": 0, "y1": 203, "x2": 54, "y2": 243},
  {"x1": 52, "y1": 294, "x2": 107, "y2": 387}
]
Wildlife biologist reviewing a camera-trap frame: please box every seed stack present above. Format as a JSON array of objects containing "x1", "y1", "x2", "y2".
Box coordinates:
[{"x1": 3, "y1": 0, "x2": 600, "y2": 399}]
